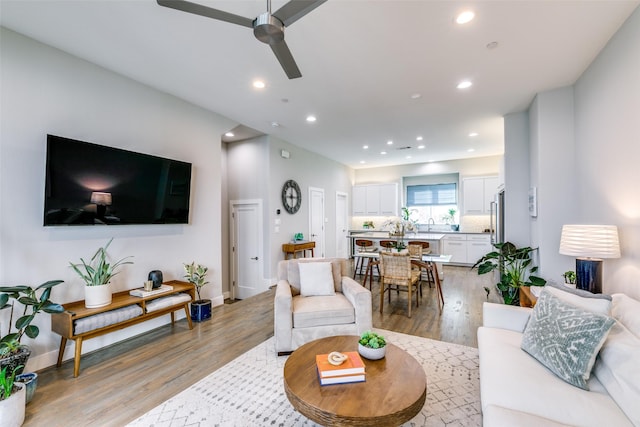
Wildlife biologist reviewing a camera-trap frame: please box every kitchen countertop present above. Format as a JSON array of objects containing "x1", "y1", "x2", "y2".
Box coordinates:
[
  {"x1": 347, "y1": 231, "x2": 447, "y2": 240},
  {"x1": 349, "y1": 229, "x2": 490, "y2": 235}
]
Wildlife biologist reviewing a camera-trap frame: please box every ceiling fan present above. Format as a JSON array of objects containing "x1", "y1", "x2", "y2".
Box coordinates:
[{"x1": 157, "y1": 0, "x2": 327, "y2": 79}]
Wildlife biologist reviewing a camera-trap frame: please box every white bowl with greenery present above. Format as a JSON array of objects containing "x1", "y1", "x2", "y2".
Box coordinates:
[{"x1": 358, "y1": 331, "x2": 386, "y2": 360}]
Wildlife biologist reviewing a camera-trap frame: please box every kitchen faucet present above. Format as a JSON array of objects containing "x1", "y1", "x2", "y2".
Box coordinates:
[{"x1": 427, "y1": 217, "x2": 435, "y2": 231}]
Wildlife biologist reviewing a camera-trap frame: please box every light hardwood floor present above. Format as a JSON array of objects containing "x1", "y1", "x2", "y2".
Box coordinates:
[{"x1": 25, "y1": 265, "x2": 498, "y2": 427}]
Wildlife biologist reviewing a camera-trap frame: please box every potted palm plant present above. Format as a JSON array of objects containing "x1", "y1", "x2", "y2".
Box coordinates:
[
  {"x1": 472, "y1": 241, "x2": 546, "y2": 305},
  {"x1": 183, "y1": 262, "x2": 211, "y2": 322},
  {"x1": 69, "y1": 238, "x2": 133, "y2": 308},
  {"x1": 0, "y1": 364, "x2": 26, "y2": 427},
  {"x1": 358, "y1": 331, "x2": 387, "y2": 360}
]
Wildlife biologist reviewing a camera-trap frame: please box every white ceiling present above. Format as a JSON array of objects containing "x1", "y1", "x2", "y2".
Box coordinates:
[{"x1": 1, "y1": 1, "x2": 637, "y2": 169}]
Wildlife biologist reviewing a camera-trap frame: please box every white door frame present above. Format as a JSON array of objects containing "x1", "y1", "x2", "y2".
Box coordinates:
[
  {"x1": 229, "y1": 199, "x2": 264, "y2": 300},
  {"x1": 308, "y1": 187, "x2": 325, "y2": 258},
  {"x1": 335, "y1": 191, "x2": 349, "y2": 258}
]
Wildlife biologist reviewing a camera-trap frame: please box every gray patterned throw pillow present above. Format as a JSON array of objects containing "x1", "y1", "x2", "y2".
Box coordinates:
[{"x1": 521, "y1": 289, "x2": 615, "y2": 390}]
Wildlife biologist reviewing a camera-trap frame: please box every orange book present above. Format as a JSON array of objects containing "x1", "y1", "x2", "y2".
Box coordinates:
[{"x1": 315, "y1": 351, "x2": 365, "y2": 378}]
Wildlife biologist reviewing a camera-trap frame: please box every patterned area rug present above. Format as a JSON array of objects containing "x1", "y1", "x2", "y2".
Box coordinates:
[{"x1": 128, "y1": 330, "x2": 481, "y2": 427}]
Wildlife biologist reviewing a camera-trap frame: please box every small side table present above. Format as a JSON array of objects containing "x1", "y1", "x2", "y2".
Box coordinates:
[
  {"x1": 520, "y1": 286, "x2": 538, "y2": 307},
  {"x1": 282, "y1": 241, "x2": 315, "y2": 259}
]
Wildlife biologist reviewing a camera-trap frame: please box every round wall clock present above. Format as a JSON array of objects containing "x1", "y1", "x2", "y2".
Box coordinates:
[{"x1": 282, "y1": 179, "x2": 302, "y2": 214}]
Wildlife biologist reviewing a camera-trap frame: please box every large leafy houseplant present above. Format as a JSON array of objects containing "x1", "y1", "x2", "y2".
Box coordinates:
[
  {"x1": 69, "y1": 238, "x2": 133, "y2": 287},
  {"x1": 183, "y1": 262, "x2": 212, "y2": 322},
  {"x1": 0, "y1": 280, "x2": 64, "y2": 374},
  {"x1": 472, "y1": 241, "x2": 546, "y2": 305}
]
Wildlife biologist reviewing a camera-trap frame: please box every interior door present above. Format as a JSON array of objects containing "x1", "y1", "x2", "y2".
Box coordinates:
[
  {"x1": 309, "y1": 187, "x2": 325, "y2": 258},
  {"x1": 335, "y1": 191, "x2": 348, "y2": 258},
  {"x1": 230, "y1": 200, "x2": 263, "y2": 300}
]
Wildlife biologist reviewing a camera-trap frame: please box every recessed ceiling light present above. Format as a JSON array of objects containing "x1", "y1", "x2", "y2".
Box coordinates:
[
  {"x1": 406, "y1": 156, "x2": 412, "y2": 159},
  {"x1": 363, "y1": 145, "x2": 369, "y2": 149},
  {"x1": 271, "y1": 121, "x2": 280, "y2": 127},
  {"x1": 469, "y1": 132, "x2": 479, "y2": 137},
  {"x1": 306, "y1": 115, "x2": 317, "y2": 122},
  {"x1": 360, "y1": 160, "x2": 366, "y2": 164},
  {"x1": 380, "y1": 151, "x2": 387, "y2": 155},
  {"x1": 387, "y1": 140, "x2": 393, "y2": 145},
  {"x1": 457, "y1": 80, "x2": 473, "y2": 89},
  {"x1": 410, "y1": 93, "x2": 422, "y2": 99},
  {"x1": 225, "y1": 132, "x2": 234, "y2": 137},
  {"x1": 467, "y1": 148, "x2": 475, "y2": 152},
  {"x1": 456, "y1": 11, "x2": 475, "y2": 24},
  {"x1": 253, "y1": 80, "x2": 265, "y2": 89},
  {"x1": 416, "y1": 136, "x2": 423, "y2": 141},
  {"x1": 418, "y1": 145, "x2": 425, "y2": 149}
]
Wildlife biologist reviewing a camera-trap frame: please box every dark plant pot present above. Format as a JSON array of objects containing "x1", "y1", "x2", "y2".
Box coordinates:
[
  {"x1": 190, "y1": 299, "x2": 212, "y2": 322},
  {"x1": 15, "y1": 372, "x2": 38, "y2": 404},
  {"x1": 451, "y1": 224, "x2": 460, "y2": 231},
  {"x1": 0, "y1": 346, "x2": 31, "y2": 377},
  {"x1": 148, "y1": 270, "x2": 163, "y2": 289}
]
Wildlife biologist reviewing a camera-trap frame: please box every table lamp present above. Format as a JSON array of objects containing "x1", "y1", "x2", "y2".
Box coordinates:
[
  {"x1": 90, "y1": 192, "x2": 112, "y2": 218},
  {"x1": 559, "y1": 224, "x2": 620, "y2": 294}
]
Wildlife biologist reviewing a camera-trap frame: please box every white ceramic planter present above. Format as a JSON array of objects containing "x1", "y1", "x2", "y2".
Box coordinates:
[
  {"x1": 84, "y1": 284, "x2": 112, "y2": 308},
  {"x1": 358, "y1": 343, "x2": 386, "y2": 360},
  {"x1": 0, "y1": 383, "x2": 25, "y2": 427}
]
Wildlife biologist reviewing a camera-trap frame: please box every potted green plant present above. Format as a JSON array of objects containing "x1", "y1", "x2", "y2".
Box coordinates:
[
  {"x1": 183, "y1": 262, "x2": 211, "y2": 322},
  {"x1": 358, "y1": 331, "x2": 386, "y2": 360},
  {"x1": 69, "y1": 238, "x2": 133, "y2": 308},
  {"x1": 0, "y1": 364, "x2": 26, "y2": 427},
  {"x1": 0, "y1": 280, "x2": 65, "y2": 376},
  {"x1": 562, "y1": 271, "x2": 577, "y2": 288},
  {"x1": 472, "y1": 241, "x2": 546, "y2": 305},
  {"x1": 447, "y1": 208, "x2": 459, "y2": 231}
]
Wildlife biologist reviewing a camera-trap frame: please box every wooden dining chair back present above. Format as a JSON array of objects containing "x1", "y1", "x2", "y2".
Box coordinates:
[
  {"x1": 408, "y1": 241, "x2": 430, "y2": 250},
  {"x1": 379, "y1": 252, "x2": 420, "y2": 318}
]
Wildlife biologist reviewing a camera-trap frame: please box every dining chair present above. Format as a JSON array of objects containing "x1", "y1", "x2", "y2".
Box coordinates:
[
  {"x1": 408, "y1": 240, "x2": 435, "y2": 286},
  {"x1": 379, "y1": 252, "x2": 420, "y2": 318}
]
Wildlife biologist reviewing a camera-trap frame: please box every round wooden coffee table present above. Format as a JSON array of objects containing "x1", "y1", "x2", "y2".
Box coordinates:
[{"x1": 283, "y1": 335, "x2": 427, "y2": 426}]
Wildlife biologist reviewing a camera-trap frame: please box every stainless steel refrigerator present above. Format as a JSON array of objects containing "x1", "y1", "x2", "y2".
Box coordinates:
[{"x1": 490, "y1": 187, "x2": 505, "y2": 246}]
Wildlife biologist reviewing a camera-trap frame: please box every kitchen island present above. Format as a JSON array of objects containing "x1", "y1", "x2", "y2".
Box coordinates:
[{"x1": 347, "y1": 231, "x2": 446, "y2": 257}]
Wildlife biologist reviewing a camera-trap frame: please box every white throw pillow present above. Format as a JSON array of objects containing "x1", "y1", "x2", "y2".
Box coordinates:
[
  {"x1": 544, "y1": 283, "x2": 612, "y2": 315},
  {"x1": 611, "y1": 293, "x2": 640, "y2": 338},
  {"x1": 299, "y1": 262, "x2": 336, "y2": 297}
]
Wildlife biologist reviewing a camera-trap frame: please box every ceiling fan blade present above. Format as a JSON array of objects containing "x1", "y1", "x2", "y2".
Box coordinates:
[
  {"x1": 270, "y1": 40, "x2": 302, "y2": 79},
  {"x1": 272, "y1": 0, "x2": 327, "y2": 27},
  {"x1": 157, "y1": 0, "x2": 254, "y2": 28}
]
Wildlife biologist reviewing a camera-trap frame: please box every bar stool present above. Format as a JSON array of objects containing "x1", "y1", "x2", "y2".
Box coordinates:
[
  {"x1": 379, "y1": 240, "x2": 396, "y2": 252},
  {"x1": 353, "y1": 239, "x2": 375, "y2": 278}
]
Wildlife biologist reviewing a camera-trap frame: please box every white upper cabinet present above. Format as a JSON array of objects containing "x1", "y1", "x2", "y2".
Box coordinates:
[
  {"x1": 352, "y1": 183, "x2": 398, "y2": 216},
  {"x1": 463, "y1": 176, "x2": 498, "y2": 215}
]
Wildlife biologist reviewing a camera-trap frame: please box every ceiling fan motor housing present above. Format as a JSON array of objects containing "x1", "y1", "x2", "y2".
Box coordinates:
[{"x1": 253, "y1": 12, "x2": 285, "y2": 44}]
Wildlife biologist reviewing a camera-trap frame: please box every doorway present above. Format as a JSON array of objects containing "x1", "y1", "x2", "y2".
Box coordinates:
[
  {"x1": 230, "y1": 199, "x2": 264, "y2": 299},
  {"x1": 308, "y1": 187, "x2": 325, "y2": 258},
  {"x1": 335, "y1": 191, "x2": 348, "y2": 258}
]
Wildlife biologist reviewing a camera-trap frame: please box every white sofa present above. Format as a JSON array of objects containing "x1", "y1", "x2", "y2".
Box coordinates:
[
  {"x1": 274, "y1": 257, "x2": 372, "y2": 355},
  {"x1": 478, "y1": 287, "x2": 640, "y2": 427}
]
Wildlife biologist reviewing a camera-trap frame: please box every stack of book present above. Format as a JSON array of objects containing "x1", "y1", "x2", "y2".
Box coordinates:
[{"x1": 315, "y1": 351, "x2": 366, "y2": 385}]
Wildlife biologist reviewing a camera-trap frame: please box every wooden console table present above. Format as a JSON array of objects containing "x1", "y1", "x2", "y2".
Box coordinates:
[
  {"x1": 282, "y1": 241, "x2": 315, "y2": 259},
  {"x1": 51, "y1": 280, "x2": 195, "y2": 377}
]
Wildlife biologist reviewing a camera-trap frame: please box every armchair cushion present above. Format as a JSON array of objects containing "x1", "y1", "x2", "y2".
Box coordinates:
[
  {"x1": 299, "y1": 262, "x2": 336, "y2": 296},
  {"x1": 285, "y1": 258, "x2": 342, "y2": 295},
  {"x1": 293, "y1": 294, "x2": 355, "y2": 328}
]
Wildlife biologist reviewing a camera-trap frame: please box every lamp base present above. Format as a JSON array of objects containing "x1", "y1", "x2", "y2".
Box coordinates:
[{"x1": 576, "y1": 258, "x2": 603, "y2": 294}]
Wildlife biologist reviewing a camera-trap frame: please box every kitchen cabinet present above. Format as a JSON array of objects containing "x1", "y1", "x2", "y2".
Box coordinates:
[
  {"x1": 352, "y1": 183, "x2": 398, "y2": 216},
  {"x1": 443, "y1": 233, "x2": 491, "y2": 265},
  {"x1": 462, "y1": 176, "x2": 499, "y2": 214}
]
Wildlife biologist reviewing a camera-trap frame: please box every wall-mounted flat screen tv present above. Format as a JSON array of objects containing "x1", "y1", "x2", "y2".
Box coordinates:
[{"x1": 44, "y1": 135, "x2": 192, "y2": 226}]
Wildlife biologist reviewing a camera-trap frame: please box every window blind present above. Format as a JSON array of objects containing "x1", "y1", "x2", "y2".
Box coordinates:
[{"x1": 407, "y1": 183, "x2": 457, "y2": 206}]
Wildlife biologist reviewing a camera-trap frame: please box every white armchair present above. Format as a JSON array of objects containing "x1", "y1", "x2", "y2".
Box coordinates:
[{"x1": 274, "y1": 258, "x2": 372, "y2": 355}]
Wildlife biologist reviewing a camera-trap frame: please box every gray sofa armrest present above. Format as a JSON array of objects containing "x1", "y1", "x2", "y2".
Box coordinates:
[
  {"x1": 274, "y1": 280, "x2": 294, "y2": 353},
  {"x1": 482, "y1": 302, "x2": 532, "y2": 333},
  {"x1": 341, "y1": 276, "x2": 372, "y2": 334}
]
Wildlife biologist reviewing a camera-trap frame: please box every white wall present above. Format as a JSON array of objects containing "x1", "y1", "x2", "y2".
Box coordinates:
[
  {"x1": 573, "y1": 7, "x2": 640, "y2": 297},
  {"x1": 505, "y1": 7, "x2": 640, "y2": 297},
  {"x1": 0, "y1": 28, "x2": 236, "y2": 371}
]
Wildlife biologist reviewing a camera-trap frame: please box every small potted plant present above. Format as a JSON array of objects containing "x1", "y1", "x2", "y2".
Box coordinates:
[
  {"x1": 183, "y1": 262, "x2": 211, "y2": 322},
  {"x1": 447, "y1": 208, "x2": 459, "y2": 231},
  {"x1": 1, "y1": 280, "x2": 65, "y2": 377},
  {"x1": 69, "y1": 238, "x2": 133, "y2": 308},
  {"x1": 0, "y1": 364, "x2": 26, "y2": 427},
  {"x1": 358, "y1": 331, "x2": 386, "y2": 360},
  {"x1": 562, "y1": 271, "x2": 577, "y2": 288}
]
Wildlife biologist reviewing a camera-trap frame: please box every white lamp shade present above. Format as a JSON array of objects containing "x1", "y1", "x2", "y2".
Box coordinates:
[
  {"x1": 559, "y1": 224, "x2": 620, "y2": 259},
  {"x1": 90, "y1": 192, "x2": 112, "y2": 206}
]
